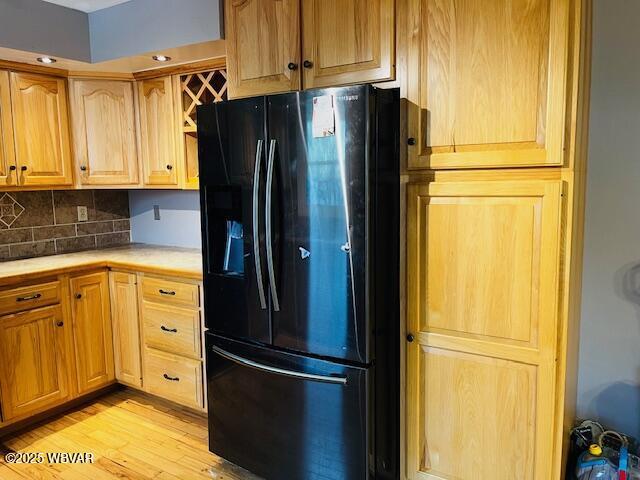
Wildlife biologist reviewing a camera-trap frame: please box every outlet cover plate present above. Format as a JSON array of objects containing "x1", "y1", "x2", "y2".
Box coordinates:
[{"x1": 77, "y1": 206, "x2": 88, "y2": 222}]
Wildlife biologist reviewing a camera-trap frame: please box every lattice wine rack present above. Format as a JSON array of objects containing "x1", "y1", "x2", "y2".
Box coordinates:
[
  {"x1": 180, "y1": 69, "x2": 228, "y2": 133},
  {"x1": 179, "y1": 68, "x2": 227, "y2": 188}
]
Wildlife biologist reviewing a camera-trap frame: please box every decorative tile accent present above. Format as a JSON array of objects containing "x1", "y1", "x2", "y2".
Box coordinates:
[
  {"x1": 0, "y1": 190, "x2": 131, "y2": 261},
  {"x1": 0, "y1": 193, "x2": 25, "y2": 228}
]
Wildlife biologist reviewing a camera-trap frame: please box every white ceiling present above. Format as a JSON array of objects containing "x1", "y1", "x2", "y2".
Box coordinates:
[{"x1": 41, "y1": 0, "x2": 132, "y2": 13}]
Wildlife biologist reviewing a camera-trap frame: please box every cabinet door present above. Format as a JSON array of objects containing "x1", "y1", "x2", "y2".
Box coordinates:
[
  {"x1": 10, "y1": 72, "x2": 73, "y2": 186},
  {"x1": 0, "y1": 71, "x2": 17, "y2": 187},
  {"x1": 137, "y1": 77, "x2": 179, "y2": 186},
  {"x1": 406, "y1": 180, "x2": 562, "y2": 480},
  {"x1": 0, "y1": 305, "x2": 72, "y2": 421},
  {"x1": 406, "y1": 0, "x2": 569, "y2": 169},
  {"x1": 70, "y1": 79, "x2": 139, "y2": 186},
  {"x1": 301, "y1": 0, "x2": 394, "y2": 88},
  {"x1": 225, "y1": 0, "x2": 300, "y2": 98},
  {"x1": 110, "y1": 272, "x2": 142, "y2": 388},
  {"x1": 70, "y1": 271, "x2": 115, "y2": 394}
]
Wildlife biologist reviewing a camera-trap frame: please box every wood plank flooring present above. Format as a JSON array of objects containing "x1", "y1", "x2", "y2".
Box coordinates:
[{"x1": 0, "y1": 388, "x2": 261, "y2": 480}]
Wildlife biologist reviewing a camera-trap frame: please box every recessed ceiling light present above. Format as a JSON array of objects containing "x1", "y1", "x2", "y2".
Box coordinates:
[
  {"x1": 36, "y1": 57, "x2": 57, "y2": 64},
  {"x1": 152, "y1": 55, "x2": 171, "y2": 62}
]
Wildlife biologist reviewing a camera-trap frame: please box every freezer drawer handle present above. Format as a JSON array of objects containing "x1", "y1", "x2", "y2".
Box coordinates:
[
  {"x1": 253, "y1": 139, "x2": 267, "y2": 310},
  {"x1": 265, "y1": 139, "x2": 280, "y2": 312},
  {"x1": 211, "y1": 345, "x2": 348, "y2": 385}
]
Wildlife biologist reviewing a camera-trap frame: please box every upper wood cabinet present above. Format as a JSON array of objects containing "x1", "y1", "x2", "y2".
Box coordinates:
[
  {"x1": 301, "y1": 0, "x2": 395, "y2": 88},
  {"x1": 137, "y1": 76, "x2": 180, "y2": 187},
  {"x1": 406, "y1": 179, "x2": 562, "y2": 479},
  {"x1": 0, "y1": 305, "x2": 72, "y2": 421},
  {"x1": 70, "y1": 271, "x2": 115, "y2": 395},
  {"x1": 69, "y1": 79, "x2": 139, "y2": 186},
  {"x1": 110, "y1": 271, "x2": 143, "y2": 388},
  {"x1": 406, "y1": 0, "x2": 569, "y2": 169},
  {"x1": 9, "y1": 72, "x2": 73, "y2": 186},
  {"x1": 224, "y1": 0, "x2": 393, "y2": 97},
  {"x1": 225, "y1": 0, "x2": 301, "y2": 98},
  {"x1": 0, "y1": 71, "x2": 16, "y2": 188}
]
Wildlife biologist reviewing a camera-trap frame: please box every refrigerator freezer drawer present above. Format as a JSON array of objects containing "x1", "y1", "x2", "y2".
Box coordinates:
[{"x1": 205, "y1": 334, "x2": 372, "y2": 480}]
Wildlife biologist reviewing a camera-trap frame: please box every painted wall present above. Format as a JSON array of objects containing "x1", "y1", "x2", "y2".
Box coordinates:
[
  {"x1": 576, "y1": 0, "x2": 640, "y2": 438},
  {"x1": 0, "y1": 0, "x2": 221, "y2": 63},
  {"x1": 0, "y1": 0, "x2": 90, "y2": 61},
  {"x1": 129, "y1": 190, "x2": 202, "y2": 249},
  {"x1": 88, "y1": 0, "x2": 222, "y2": 62}
]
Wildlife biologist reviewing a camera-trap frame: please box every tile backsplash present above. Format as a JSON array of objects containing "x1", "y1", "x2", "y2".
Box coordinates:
[{"x1": 0, "y1": 190, "x2": 130, "y2": 261}]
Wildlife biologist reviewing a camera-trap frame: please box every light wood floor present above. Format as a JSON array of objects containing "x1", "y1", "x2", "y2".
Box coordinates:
[{"x1": 0, "y1": 388, "x2": 261, "y2": 480}]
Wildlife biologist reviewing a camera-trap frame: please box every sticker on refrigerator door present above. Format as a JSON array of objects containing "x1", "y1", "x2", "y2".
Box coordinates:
[{"x1": 312, "y1": 95, "x2": 335, "y2": 138}]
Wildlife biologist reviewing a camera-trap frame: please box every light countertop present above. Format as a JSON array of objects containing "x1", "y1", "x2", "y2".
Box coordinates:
[{"x1": 0, "y1": 244, "x2": 203, "y2": 286}]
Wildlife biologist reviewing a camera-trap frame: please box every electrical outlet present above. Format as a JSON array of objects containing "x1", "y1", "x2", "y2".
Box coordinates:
[
  {"x1": 77, "y1": 206, "x2": 88, "y2": 222},
  {"x1": 153, "y1": 205, "x2": 160, "y2": 221}
]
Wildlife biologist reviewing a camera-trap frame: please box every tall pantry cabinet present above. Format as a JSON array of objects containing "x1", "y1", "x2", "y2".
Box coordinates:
[{"x1": 399, "y1": 0, "x2": 591, "y2": 479}]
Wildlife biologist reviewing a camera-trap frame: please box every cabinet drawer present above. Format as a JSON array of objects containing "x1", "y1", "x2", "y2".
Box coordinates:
[
  {"x1": 143, "y1": 348, "x2": 203, "y2": 409},
  {"x1": 0, "y1": 281, "x2": 61, "y2": 316},
  {"x1": 141, "y1": 277, "x2": 199, "y2": 308},
  {"x1": 142, "y1": 302, "x2": 201, "y2": 358}
]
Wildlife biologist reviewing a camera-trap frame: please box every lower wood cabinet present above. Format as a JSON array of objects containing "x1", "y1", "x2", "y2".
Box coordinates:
[
  {"x1": 142, "y1": 347, "x2": 204, "y2": 409},
  {"x1": 406, "y1": 179, "x2": 562, "y2": 480},
  {"x1": 0, "y1": 270, "x2": 204, "y2": 428},
  {"x1": 0, "y1": 305, "x2": 73, "y2": 421},
  {"x1": 110, "y1": 272, "x2": 142, "y2": 388},
  {"x1": 70, "y1": 271, "x2": 115, "y2": 395},
  {"x1": 139, "y1": 274, "x2": 204, "y2": 410}
]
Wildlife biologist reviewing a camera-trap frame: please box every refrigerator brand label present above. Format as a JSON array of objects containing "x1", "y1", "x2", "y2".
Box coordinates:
[{"x1": 312, "y1": 95, "x2": 335, "y2": 138}]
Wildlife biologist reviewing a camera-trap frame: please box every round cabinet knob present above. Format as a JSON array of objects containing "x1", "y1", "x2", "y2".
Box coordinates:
[
  {"x1": 20, "y1": 166, "x2": 27, "y2": 171},
  {"x1": 9, "y1": 165, "x2": 16, "y2": 171},
  {"x1": 303, "y1": 60, "x2": 314, "y2": 69},
  {"x1": 407, "y1": 137, "x2": 417, "y2": 146},
  {"x1": 56, "y1": 321, "x2": 64, "y2": 327},
  {"x1": 80, "y1": 165, "x2": 87, "y2": 171},
  {"x1": 406, "y1": 333, "x2": 415, "y2": 343},
  {"x1": 166, "y1": 164, "x2": 173, "y2": 171},
  {"x1": 287, "y1": 62, "x2": 298, "y2": 71},
  {"x1": 75, "y1": 293, "x2": 82, "y2": 299}
]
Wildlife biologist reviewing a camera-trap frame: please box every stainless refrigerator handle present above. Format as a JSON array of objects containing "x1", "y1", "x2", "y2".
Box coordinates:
[
  {"x1": 265, "y1": 139, "x2": 280, "y2": 312},
  {"x1": 253, "y1": 139, "x2": 267, "y2": 310},
  {"x1": 211, "y1": 345, "x2": 348, "y2": 385}
]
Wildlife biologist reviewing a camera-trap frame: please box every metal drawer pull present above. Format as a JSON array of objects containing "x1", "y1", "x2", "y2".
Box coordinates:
[
  {"x1": 160, "y1": 325, "x2": 178, "y2": 333},
  {"x1": 16, "y1": 293, "x2": 42, "y2": 302},
  {"x1": 158, "y1": 289, "x2": 176, "y2": 296},
  {"x1": 211, "y1": 345, "x2": 348, "y2": 385},
  {"x1": 163, "y1": 374, "x2": 180, "y2": 382}
]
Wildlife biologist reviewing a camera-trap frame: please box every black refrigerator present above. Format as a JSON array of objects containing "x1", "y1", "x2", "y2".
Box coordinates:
[{"x1": 197, "y1": 84, "x2": 399, "y2": 480}]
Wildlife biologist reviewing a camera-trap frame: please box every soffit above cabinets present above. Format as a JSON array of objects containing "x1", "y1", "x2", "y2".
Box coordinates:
[
  {"x1": 40, "y1": 0, "x2": 132, "y2": 13},
  {"x1": 0, "y1": 40, "x2": 226, "y2": 75}
]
